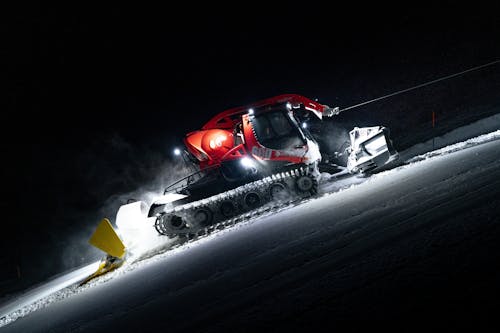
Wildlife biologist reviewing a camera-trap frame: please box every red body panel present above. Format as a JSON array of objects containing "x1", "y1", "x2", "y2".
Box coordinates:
[
  {"x1": 184, "y1": 129, "x2": 234, "y2": 169},
  {"x1": 185, "y1": 94, "x2": 327, "y2": 171},
  {"x1": 202, "y1": 94, "x2": 328, "y2": 130}
]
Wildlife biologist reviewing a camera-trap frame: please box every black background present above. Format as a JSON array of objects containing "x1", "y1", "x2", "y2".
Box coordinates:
[{"x1": 1, "y1": 2, "x2": 500, "y2": 325}]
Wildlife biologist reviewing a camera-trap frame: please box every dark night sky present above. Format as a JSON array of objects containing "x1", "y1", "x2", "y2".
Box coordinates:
[{"x1": 1, "y1": 3, "x2": 500, "y2": 295}]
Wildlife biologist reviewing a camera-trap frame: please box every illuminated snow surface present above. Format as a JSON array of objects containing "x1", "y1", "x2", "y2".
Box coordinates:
[{"x1": 1, "y1": 113, "x2": 500, "y2": 332}]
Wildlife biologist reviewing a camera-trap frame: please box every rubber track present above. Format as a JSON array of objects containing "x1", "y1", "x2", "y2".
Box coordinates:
[{"x1": 155, "y1": 167, "x2": 318, "y2": 237}]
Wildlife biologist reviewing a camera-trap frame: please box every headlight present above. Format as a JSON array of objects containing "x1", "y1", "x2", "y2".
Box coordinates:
[{"x1": 240, "y1": 157, "x2": 255, "y2": 168}]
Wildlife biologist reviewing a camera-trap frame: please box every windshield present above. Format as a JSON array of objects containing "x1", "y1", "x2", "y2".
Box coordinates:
[{"x1": 251, "y1": 110, "x2": 305, "y2": 150}]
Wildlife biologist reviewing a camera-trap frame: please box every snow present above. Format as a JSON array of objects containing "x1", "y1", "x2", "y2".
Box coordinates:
[
  {"x1": 1, "y1": 112, "x2": 500, "y2": 331},
  {"x1": 400, "y1": 112, "x2": 500, "y2": 161},
  {"x1": 0, "y1": 262, "x2": 100, "y2": 325}
]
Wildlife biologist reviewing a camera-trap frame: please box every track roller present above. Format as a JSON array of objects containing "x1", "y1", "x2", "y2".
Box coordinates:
[
  {"x1": 243, "y1": 191, "x2": 262, "y2": 210},
  {"x1": 193, "y1": 207, "x2": 213, "y2": 227},
  {"x1": 219, "y1": 200, "x2": 238, "y2": 218}
]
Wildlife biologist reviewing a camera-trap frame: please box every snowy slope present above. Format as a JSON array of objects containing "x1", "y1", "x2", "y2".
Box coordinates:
[{"x1": 1, "y1": 114, "x2": 500, "y2": 332}]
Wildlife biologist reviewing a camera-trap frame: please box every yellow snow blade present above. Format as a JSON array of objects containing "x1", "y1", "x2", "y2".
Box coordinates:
[
  {"x1": 89, "y1": 218, "x2": 126, "y2": 259},
  {"x1": 79, "y1": 257, "x2": 125, "y2": 286}
]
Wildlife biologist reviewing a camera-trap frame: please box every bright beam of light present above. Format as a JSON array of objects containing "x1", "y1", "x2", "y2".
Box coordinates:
[{"x1": 240, "y1": 157, "x2": 255, "y2": 168}]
